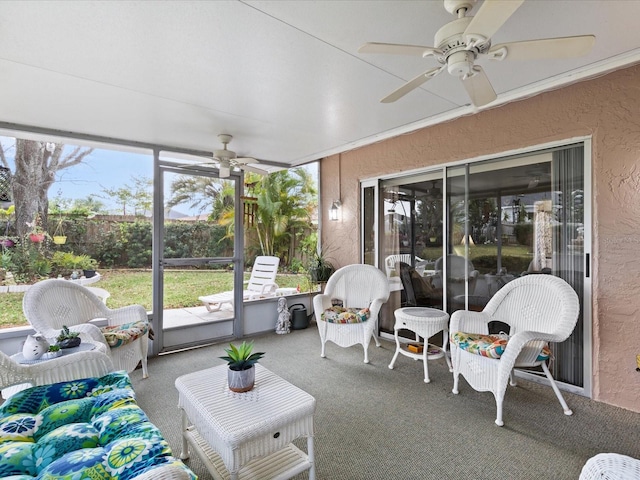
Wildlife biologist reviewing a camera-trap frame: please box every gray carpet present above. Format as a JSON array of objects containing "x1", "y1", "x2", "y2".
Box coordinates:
[{"x1": 129, "y1": 325, "x2": 640, "y2": 480}]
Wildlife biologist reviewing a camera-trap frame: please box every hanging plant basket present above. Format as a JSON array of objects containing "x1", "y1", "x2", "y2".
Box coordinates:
[
  {"x1": 52, "y1": 235, "x2": 67, "y2": 245},
  {"x1": 29, "y1": 233, "x2": 45, "y2": 243}
]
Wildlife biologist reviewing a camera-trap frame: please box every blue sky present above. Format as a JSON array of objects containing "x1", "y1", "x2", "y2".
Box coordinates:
[
  {"x1": 1, "y1": 136, "x2": 152, "y2": 213},
  {"x1": 1, "y1": 136, "x2": 318, "y2": 216}
]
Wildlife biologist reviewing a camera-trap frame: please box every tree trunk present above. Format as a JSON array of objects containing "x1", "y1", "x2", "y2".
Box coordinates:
[
  {"x1": 13, "y1": 141, "x2": 52, "y2": 237},
  {"x1": 8, "y1": 139, "x2": 93, "y2": 238}
]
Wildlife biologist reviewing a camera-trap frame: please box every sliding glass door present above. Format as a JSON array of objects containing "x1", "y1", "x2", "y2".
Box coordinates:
[{"x1": 363, "y1": 142, "x2": 591, "y2": 393}]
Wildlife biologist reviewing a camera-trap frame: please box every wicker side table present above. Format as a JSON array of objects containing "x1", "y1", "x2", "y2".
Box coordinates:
[
  {"x1": 388, "y1": 307, "x2": 453, "y2": 383},
  {"x1": 175, "y1": 364, "x2": 316, "y2": 480}
]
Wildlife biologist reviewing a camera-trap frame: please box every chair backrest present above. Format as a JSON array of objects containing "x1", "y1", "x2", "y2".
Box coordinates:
[
  {"x1": 23, "y1": 279, "x2": 108, "y2": 335},
  {"x1": 483, "y1": 275, "x2": 580, "y2": 340},
  {"x1": 324, "y1": 264, "x2": 389, "y2": 307},
  {"x1": 384, "y1": 254, "x2": 423, "y2": 277},
  {"x1": 246, "y1": 256, "x2": 280, "y2": 294},
  {"x1": 398, "y1": 262, "x2": 418, "y2": 306},
  {"x1": 435, "y1": 254, "x2": 475, "y2": 276},
  {"x1": 435, "y1": 254, "x2": 479, "y2": 294}
]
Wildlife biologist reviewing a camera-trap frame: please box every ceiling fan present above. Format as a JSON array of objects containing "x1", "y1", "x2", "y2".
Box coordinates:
[
  {"x1": 206, "y1": 134, "x2": 270, "y2": 178},
  {"x1": 358, "y1": 0, "x2": 595, "y2": 107}
]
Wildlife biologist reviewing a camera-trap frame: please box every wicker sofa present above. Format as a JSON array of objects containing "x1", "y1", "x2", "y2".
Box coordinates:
[{"x1": 0, "y1": 371, "x2": 195, "y2": 480}]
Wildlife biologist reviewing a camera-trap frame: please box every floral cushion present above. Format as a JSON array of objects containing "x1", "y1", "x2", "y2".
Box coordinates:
[
  {"x1": 321, "y1": 306, "x2": 370, "y2": 324},
  {"x1": 101, "y1": 321, "x2": 149, "y2": 348},
  {"x1": 0, "y1": 371, "x2": 195, "y2": 480},
  {"x1": 451, "y1": 332, "x2": 551, "y2": 361}
]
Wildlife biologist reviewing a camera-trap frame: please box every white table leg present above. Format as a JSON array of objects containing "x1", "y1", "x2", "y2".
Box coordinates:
[
  {"x1": 423, "y1": 345, "x2": 430, "y2": 383},
  {"x1": 180, "y1": 409, "x2": 189, "y2": 460},
  {"x1": 308, "y1": 436, "x2": 316, "y2": 480},
  {"x1": 388, "y1": 330, "x2": 401, "y2": 369}
]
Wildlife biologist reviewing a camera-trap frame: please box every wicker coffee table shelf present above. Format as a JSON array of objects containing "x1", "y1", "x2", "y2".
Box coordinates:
[{"x1": 175, "y1": 364, "x2": 316, "y2": 480}]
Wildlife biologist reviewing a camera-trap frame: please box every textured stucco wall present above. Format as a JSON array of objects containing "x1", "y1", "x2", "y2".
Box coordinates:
[{"x1": 320, "y1": 63, "x2": 640, "y2": 412}]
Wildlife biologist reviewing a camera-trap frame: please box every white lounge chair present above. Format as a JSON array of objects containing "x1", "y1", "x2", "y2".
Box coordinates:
[{"x1": 199, "y1": 256, "x2": 280, "y2": 312}]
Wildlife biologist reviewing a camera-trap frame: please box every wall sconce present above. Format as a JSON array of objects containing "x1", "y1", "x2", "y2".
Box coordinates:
[{"x1": 329, "y1": 200, "x2": 341, "y2": 221}]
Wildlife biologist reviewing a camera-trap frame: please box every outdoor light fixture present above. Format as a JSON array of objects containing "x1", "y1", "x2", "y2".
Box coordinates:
[{"x1": 329, "y1": 200, "x2": 341, "y2": 221}]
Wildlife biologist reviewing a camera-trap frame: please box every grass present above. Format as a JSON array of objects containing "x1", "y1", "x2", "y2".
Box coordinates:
[{"x1": 0, "y1": 269, "x2": 311, "y2": 329}]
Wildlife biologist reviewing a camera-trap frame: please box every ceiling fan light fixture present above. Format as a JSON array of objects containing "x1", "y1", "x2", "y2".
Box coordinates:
[{"x1": 219, "y1": 158, "x2": 231, "y2": 178}]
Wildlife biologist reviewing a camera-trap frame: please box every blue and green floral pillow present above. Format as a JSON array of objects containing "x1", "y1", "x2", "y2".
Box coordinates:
[{"x1": 0, "y1": 371, "x2": 195, "y2": 480}]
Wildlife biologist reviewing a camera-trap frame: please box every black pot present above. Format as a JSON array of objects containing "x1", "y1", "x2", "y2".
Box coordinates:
[
  {"x1": 83, "y1": 269, "x2": 96, "y2": 279},
  {"x1": 57, "y1": 337, "x2": 81, "y2": 349}
]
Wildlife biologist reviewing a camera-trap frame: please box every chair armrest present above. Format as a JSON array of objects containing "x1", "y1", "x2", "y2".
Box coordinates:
[
  {"x1": 68, "y1": 323, "x2": 110, "y2": 350},
  {"x1": 260, "y1": 282, "x2": 279, "y2": 295},
  {"x1": 499, "y1": 330, "x2": 560, "y2": 367},
  {"x1": 450, "y1": 310, "x2": 491, "y2": 336},
  {"x1": 106, "y1": 305, "x2": 149, "y2": 326},
  {"x1": 313, "y1": 294, "x2": 332, "y2": 320}
]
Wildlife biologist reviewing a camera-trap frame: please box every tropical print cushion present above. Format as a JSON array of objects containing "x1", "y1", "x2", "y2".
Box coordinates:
[
  {"x1": 100, "y1": 321, "x2": 149, "y2": 348},
  {"x1": 451, "y1": 332, "x2": 551, "y2": 361},
  {"x1": 321, "y1": 306, "x2": 370, "y2": 324},
  {"x1": 0, "y1": 371, "x2": 195, "y2": 480}
]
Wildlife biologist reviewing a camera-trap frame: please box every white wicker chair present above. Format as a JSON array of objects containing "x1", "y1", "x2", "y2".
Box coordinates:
[
  {"x1": 23, "y1": 279, "x2": 150, "y2": 378},
  {"x1": 579, "y1": 453, "x2": 640, "y2": 480},
  {"x1": 450, "y1": 274, "x2": 580, "y2": 426},
  {"x1": 1, "y1": 348, "x2": 114, "y2": 399},
  {"x1": 313, "y1": 264, "x2": 390, "y2": 363}
]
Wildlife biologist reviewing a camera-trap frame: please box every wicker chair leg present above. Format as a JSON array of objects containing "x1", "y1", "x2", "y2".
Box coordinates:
[{"x1": 542, "y1": 362, "x2": 573, "y2": 415}]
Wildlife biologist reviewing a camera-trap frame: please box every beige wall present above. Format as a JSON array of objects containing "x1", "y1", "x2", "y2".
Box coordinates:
[{"x1": 320, "y1": 63, "x2": 640, "y2": 413}]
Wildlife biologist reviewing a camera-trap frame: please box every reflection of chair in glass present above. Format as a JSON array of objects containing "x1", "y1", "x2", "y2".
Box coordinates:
[
  {"x1": 450, "y1": 275, "x2": 580, "y2": 426},
  {"x1": 23, "y1": 279, "x2": 150, "y2": 378},
  {"x1": 434, "y1": 255, "x2": 479, "y2": 297},
  {"x1": 313, "y1": 264, "x2": 390, "y2": 363},
  {"x1": 199, "y1": 256, "x2": 280, "y2": 312},
  {"x1": 397, "y1": 262, "x2": 442, "y2": 308},
  {"x1": 384, "y1": 254, "x2": 423, "y2": 278}
]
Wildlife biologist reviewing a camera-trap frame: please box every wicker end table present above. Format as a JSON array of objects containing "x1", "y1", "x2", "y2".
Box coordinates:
[
  {"x1": 175, "y1": 364, "x2": 316, "y2": 480},
  {"x1": 388, "y1": 307, "x2": 453, "y2": 383}
]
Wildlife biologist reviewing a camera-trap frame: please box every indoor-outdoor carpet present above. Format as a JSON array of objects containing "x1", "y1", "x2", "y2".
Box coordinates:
[{"x1": 129, "y1": 324, "x2": 640, "y2": 480}]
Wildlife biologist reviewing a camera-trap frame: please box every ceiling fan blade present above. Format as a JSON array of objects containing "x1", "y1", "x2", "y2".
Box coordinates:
[
  {"x1": 381, "y1": 66, "x2": 444, "y2": 103},
  {"x1": 488, "y1": 35, "x2": 596, "y2": 61},
  {"x1": 358, "y1": 42, "x2": 440, "y2": 57},
  {"x1": 235, "y1": 156, "x2": 260, "y2": 165},
  {"x1": 461, "y1": 66, "x2": 497, "y2": 107},
  {"x1": 464, "y1": 0, "x2": 524, "y2": 46},
  {"x1": 241, "y1": 164, "x2": 269, "y2": 176}
]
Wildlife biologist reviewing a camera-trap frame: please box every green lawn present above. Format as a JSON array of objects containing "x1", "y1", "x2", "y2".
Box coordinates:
[{"x1": 0, "y1": 269, "x2": 311, "y2": 329}]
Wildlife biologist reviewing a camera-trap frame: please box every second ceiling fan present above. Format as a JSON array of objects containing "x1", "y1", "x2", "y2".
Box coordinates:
[
  {"x1": 207, "y1": 134, "x2": 269, "y2": 179},
  {"x1": 358, "y1": 0, "x2": 596, "y2": 107}
]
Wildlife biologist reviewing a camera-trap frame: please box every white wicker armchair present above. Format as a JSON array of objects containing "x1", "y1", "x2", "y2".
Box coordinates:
[
  {"x1": 23, "y1": 279, "x2": 150, "y2": 378},
  {"x1": 579, "y1": 453, "x2": 640, "y2": 480},
  {"x1": 450, "y1": 274, "x2": 580, "y2": 426},
  {"x1": 1, "y1": 348, "x2": 114, "y2": 398},
  {"x1": 313, "y1": 264, "x2": 390, "y2": 363}
]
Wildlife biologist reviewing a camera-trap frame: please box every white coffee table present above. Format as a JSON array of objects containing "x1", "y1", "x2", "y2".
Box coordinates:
[
  {"x1": 388, "y1": 307, "x2": 453, "y2": 383},
  {"x1": 175, "y1": 364, "x2": 316, "y2": 480}
]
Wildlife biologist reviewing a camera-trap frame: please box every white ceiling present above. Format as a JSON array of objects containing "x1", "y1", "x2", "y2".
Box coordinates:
[{"x1": 1, "y1": 0, "x2": 640, "y2": 168}]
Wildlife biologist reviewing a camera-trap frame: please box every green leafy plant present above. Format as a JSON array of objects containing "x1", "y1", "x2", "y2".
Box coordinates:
[
  {"x1": 56, "y1": 325, "x2": 81, "y2": 348},
  {"x1": 219, "y1": 341, "x2": 265, "y2": 371},
  {"x1": 48, "y1": 344, "x2": 61, "y2": 352}
]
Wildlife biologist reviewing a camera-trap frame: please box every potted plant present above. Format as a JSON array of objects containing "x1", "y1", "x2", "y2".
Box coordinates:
[
  {"x1": 219, "y1": 341, "x2": 265, "y2": 393},
  {"x1": 75, "y1": 254, "x2": 98, "y2": 278},
  {"x1": 56, "y1": 325, "x2": 81, "y2": 349},
  {"x1": 26, "y1": 214, "x2": 47, "y2": 243}
]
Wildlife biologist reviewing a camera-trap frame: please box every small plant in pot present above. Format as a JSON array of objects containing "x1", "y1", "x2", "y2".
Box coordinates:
[
  {"x1": 219, "y1": 341, "x2": 265, "y2": 393},
  {"x1": 56, "y1": 325, "x2": 81, "y2": 349}
]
